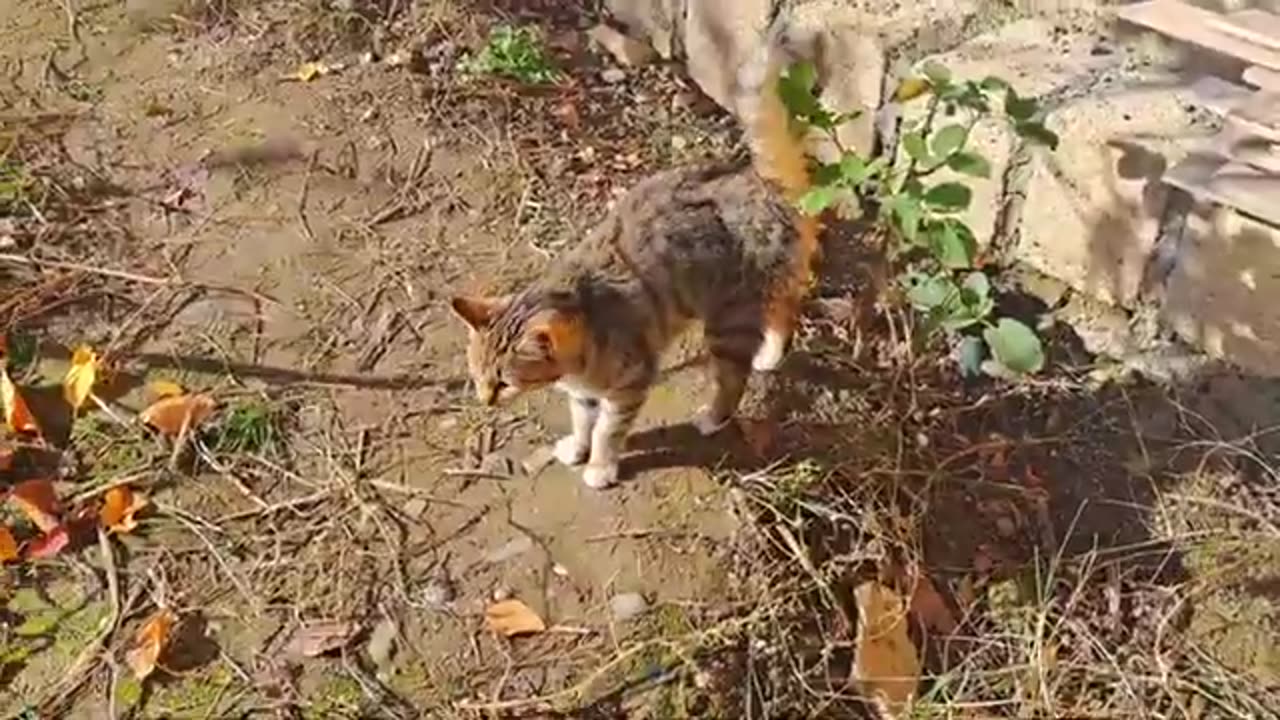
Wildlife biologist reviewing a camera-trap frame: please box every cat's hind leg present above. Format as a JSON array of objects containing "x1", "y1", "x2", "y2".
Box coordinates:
[
  {"x1": 752, "y1": 217, "x2": 819, "y2": 371},
  {"x1": 694, "y1": 316, "x2": 757, "y2": 435}
]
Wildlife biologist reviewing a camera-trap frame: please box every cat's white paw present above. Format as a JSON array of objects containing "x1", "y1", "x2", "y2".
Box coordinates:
[
  {"x1": 553, "y1": 435, "x2": 588, "y2": 466},
  {"x1": 693, "y1": 406, "x2": 732, "y2": 436},
  {"x1": 751, "y1": 329, "x2": 788, "y2": 372},
  {"x1": 581, "y1": 463, "x2": 618, "y2": 489}
]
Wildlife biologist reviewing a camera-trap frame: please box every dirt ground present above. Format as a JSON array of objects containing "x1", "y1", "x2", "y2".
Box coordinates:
[{"x1": 1, "y1": 0, "x2": 1277, "y2": 718}]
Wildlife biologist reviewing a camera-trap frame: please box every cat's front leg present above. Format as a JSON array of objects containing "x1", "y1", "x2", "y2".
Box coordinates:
[
  {"x1": 553, "y1": 392, "x2": 597, "y2": 466},
  {"x1": 581, "y1": 390, "x2": 645, "y2": 489}
]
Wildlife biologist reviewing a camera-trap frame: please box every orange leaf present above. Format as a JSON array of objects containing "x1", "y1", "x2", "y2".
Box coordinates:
[
  {"x1": 908, "y1": 572, "x2": 958, "y2": 636},
  {"x1": 0, "y1": 368, "x2": 41, "y2": 437},
  {"x1": 484, "y1": 599, "x2": 546, "y2": 637},
  {"x1": 852, "y1": 581, "x2": 921, "y2": 718},
  {"x1": 100, "y1": 486, "x2": 149, "y2": 534},
  {"x1": 140, "y1": 393, "x2": 215, "y2": 436},
  {"x1": 62, "y1": 345, "x2": 99, "y2": 411},
  {"x1": 0, "y1": 444, "x2": 12, "y2": 472},
  {"x1": 0, "y1": 526, "x2": 17, "y2": 562},
  {"x1": 26, "y1": 525, "x2": 69, "y2": 559},
  {"x1": 126, "y1": 609, "x2": 177, "y2": 679},
  {"x1": 8, "y1": 478, "x2": 61, "y2": 532}
]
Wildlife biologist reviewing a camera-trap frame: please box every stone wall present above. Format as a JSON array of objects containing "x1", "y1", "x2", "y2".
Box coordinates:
[{"x1": 604, "y1": 0, "x2": 1279, "y2": 377}]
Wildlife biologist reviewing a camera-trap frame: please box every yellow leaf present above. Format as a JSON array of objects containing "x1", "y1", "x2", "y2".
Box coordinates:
[
  {"x1": 852, "y1": 582, "x2": 920, "y2": 719},
  {"x1": 63, "y1": 345, "x2": 99, "y2": 411},
  {"x1": 894, "y1": 77, "x2": 931, "y2": 103},
  {"x1": 0, "y1": 368, "x2": 41, "y2": 438},
  {"x1": 484, "y1": 599, "x2": 546, "y2": 637},
  {"x1": 100, "y1": 486, "x2": 149, "y2": 534},
  {"x1": 126, "y1": 609, "x2": 177, "y2": 680},
  {"x1": 140, "y1": 393, "x2": 216, "y2": 436},
  {"x1": 294, "y1": 61, "x2": 330, "y2": 82},
  {"x1": 147, "y1": 379, "x2": 185, "y2": 399}
]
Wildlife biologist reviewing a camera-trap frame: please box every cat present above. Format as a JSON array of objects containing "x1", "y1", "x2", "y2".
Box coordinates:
[{"x1": 449, "y1": 25, "x2": 819, "y2": 489}]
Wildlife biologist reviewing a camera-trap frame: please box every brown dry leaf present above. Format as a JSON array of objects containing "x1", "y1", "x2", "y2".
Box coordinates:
[
  {"x1": 8, "y1": 478, "x2": 61, "y2": 532},
  {"x1": 0, "y1": 526, "x2": 17, "y2": 562},
  {"x1": 100, "y1": 486, "x2": 149, "y2": 534},
  {"x1": 0, "y1": 444, "x2": 12, "y2": 472},
  {"x1": 147, "y1": 379, "x2": 186, "y2": 399},
  {"x1": 907, "y1": 571, "x2": 958, "y2": 636},
  {"x1": 283, "y1": 620, "x2": 359, "y2": 658},
  {"x1": 1, "y1": 368, "x2": 41, "y2": 437},
  {"x1": 485, "y1": 599, "x2": 546, "y2": 637},
  {"x1": 852, "y1": 581, "x2": 921, "y2": 719},
  {"x1": 140, "y1": 393, "x2": 215, "y2": 436},
  {"x1": 62, "y1": 345, "x2": 99, "y2": 411},
  {"x1": 126, "y1": 609, "x2": 177, "y2": 679}
]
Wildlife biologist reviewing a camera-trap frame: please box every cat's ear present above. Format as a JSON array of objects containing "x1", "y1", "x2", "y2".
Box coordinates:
[
  {"x1": 450, "y1": 295, "x2": 505, "y2": 330},
  {"x1": 526, "y1": 309, "x2": 584, "y2": 361}
]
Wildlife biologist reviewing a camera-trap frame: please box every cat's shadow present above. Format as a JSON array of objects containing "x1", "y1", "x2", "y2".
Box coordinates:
[{"x1": 620, "y1": 421, "x2": 768, "y2": 480}]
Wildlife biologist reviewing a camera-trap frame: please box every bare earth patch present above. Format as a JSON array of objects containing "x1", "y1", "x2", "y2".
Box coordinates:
[{"x1": 1, "y1": 1, "x2": 1277, "y2": 718}]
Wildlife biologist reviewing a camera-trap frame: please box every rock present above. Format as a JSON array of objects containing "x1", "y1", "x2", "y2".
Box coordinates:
[
  {"x1": 1018, "y1": 83, "x2": 1204, "y2": 306},
  {"x1": 609, "y1": 592, "x2": 649, "y2": 621},
  {"x1": 601, "y1": 67, "x2": 628, "y2": 83},
  {"x1": 684, "y1": 0, "x2": 774, "y2": 109},
  {"x1": 366, "y1": 617, "x2": 398, "y2": 671},
  {"x1": 1162, "y1": 204, "x2": 1280, "y2": 377},
  {"x1": 589, "y1": 23, "x2": 657, "y2": 66},
  {"x1": 606, "y1": 0, "x2": 683, "y2": 59},
  {"x1": 419, "y1": 574, "x2": 455, "y2": 608}
]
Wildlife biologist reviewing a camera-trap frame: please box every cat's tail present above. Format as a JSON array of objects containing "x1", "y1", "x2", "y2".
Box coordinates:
[{"x1": 733, "y1": 20, "x2": 812, "y2": 201}]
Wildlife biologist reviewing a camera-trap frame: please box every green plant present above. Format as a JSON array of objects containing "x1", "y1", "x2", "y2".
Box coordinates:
[
  {"x1": 780, "y1": 60, "x2": 1059, "y2": 377},
  {"x1": 459, "y1": 24, "x2": 561, "y2": 85},
  {"x1": 211, "y1": 401, "x2": 279, "y2": 455}
]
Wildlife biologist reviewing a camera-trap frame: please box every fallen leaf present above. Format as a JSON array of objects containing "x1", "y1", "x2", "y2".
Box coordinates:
[
  {"x1": 907, "y1": 571, "x2": 958, "y2": 636},
  {"x1": 140, "y1": 393, "x2": 216, "y2": 436},
  {"x1": 62, "y1": 345, "x2": 99, "y2": 411},
  {"x1": 293, "y1": 61, "x2": 331, "y2": 82},
  {"x1": 283, "y1": 620, "x2": 359, "y2": 658},
  {"x1": 100, "y1": 486, "x2": 149, "y2": 534},
  {"x1": 852, "y1": 581, "x2": 920, "y2": 719},
  {"x1": 147, "y1": 379, "x2": 185, "y2": 399},
  {"x1": 126, "y1": 609, "x2": 177, "y2": 680},
  {"x1": 894, "y1": 76, "x2": 931, "y2": 102},
  {"x1": 26, "y1": 525, "x2": 69, "y2": 559},
  {"x1": 8, "y1": 478, "x2": 61, "y2": 532},
  {"x1": 0, "y1": 444, "x2": 12, "y2": 472},
  {"x1": 485, "y1": 598, "x2": 546, "y2": 637},
  {"x1": 0, "y1": 527, "x2": 17, "y2": 561},
  {"x1": 0, "y1": 368, "x2": 41, "y2": 437}
]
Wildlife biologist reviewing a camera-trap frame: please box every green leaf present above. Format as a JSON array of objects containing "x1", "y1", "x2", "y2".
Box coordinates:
[
  {"x1": 813, "y1": 162, "x2": 843, "y2": 186},
  {"x1": 797, "y1": 186, "x2": 839, "y2": 215},
  {"x1": 902, "y1": 131, "x2": 929, "y2": 162},
  {"x1": 838, "y1": 154, "x2": 868, "y2": 185},
  {"x1": 924, "y1": 182, "x2": 972, "y2": 211},
  {"x1": 957, "y1": 336, "x2": 986, "y2": 378},
  {"x1": 922, "y1": 61, "x2": 952, "y2": 87},
  {"x1": 981, "y1": 76, "x2": 1010, "y2": 92},
  {"x1": 1015, "y1": 121, "x2": 1060, "y2": 150},
  {"x1": 778, "y1": 61, "x2": 836, "y2": 129},
  {"x1": 931, "y1": 124, "x2": 967, "y2": 158},
  {"x1": 1004, "y1": 90, "x2": 1038, "y2": 121},
  {"x1": 983, "y1": 318, "x2": 1045, "y2": 374},
  {"x1": 890, "y1": 193, "x2": 923, "y2": 243},
  {"x1": 947, "y1": 151, "x2": 991, "y2": 178},
  {"x1": 902, "y1": 271, "x2": 956, "y2": 310},
  {"x1": 962, "y1": 271, "x2": 990, "y2": 300},
  {"x1": 927, "y1": 219, "x2": 977, "y2": 269}
]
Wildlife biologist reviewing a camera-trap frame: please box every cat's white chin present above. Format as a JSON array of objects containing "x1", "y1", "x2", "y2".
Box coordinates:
[
  {"x1": 581, "y1": 463, "x2": 618, "y2": 489},
  {"x1": 751, "y1": 329, "x2": 787, "y2": 371},
  {"x1": 553, "y1": 435, "x2": 588, "y2": 466},
  {"x1": 693, "y1": 406, "x2": 732, "y2": 436}
]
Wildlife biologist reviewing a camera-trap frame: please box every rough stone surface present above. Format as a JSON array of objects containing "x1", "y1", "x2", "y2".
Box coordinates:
[
  {"x1": 683, "y1": 0, "x2": 775, "y2": 109},
  {"x1": 1163, "y1": 205, "x2": 1280, "y2": 378},
  {"x1": 589, "y1": 23, "x2": 658, "y2": 66},
  {"x1": 904, "y1": 19, "x2": 1109, "y2": 251},
  {"x1": 790, "y1": 2, "x2": 885, "y2": 157},
  {"x1": 606, "y1": 0, "x2": 686, "y2": 59},
  {"x1": 1018, "y1": 85, "x2": 1206, "y2": 306}
]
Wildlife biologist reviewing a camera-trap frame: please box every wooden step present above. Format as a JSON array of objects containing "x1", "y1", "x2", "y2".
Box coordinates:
[
  {"x1": 1118, "y1": 0, "x2": 1280, "y2": 70},
  {"x1": 1165, "y1": 152, "x2": 1280, "y2": 225}
]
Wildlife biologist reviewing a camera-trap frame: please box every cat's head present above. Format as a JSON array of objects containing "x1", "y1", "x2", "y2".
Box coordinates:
[{"x1": 449, "y1": 293, "x2": 584, "y2": 406}]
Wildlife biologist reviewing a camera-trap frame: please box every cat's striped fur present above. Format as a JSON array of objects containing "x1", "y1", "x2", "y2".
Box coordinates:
[{"x1": 450, "y1": 25, "x2": 819, "y2": 488}]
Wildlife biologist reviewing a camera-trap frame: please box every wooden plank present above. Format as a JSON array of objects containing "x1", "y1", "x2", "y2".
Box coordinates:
[
  {"x1": 1181, "y1": 75, "x2": 1253, "y2": 114},
  {"x1": 1117, "y1": 0, "x2": 1280, "y2": 70},
  {"x1": 1165, "y1": 153, "x2": 1280, "y2": 225},
  {"x1": 1243, "y1": 64, "x2": 1280, "y2": 91},
  {"x1": 1210, "y1": 9, "x2": 1280, "y2": 53},
  {"x1": 1229, "y1": 91, "x2": 1280, "y2": 140}
]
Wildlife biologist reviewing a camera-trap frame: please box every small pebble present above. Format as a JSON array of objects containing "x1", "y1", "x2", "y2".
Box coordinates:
[
  {"x1": 609, "y1": 592, "x2": 649, "y2": 622},
  {"x1": 492, "y1": 586, "x2": 512, "y2": 602},
  {"x1": 601, "y1": 67, "x2": 627, "y2": 84},
  {"x1": 420, "y1": 575, "x2": 455, "y2": 608},
  {"x1": 552, "y1": 563, "x2": 569, "y2": 577}
]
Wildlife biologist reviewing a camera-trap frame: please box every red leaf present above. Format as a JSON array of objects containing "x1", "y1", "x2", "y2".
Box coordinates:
[
  {"x1": 9, "y1": 478, "x2": 61, "y2": 532},
  {"x1": 26, "y1": 525, "x2": 70, "y2": 559}
]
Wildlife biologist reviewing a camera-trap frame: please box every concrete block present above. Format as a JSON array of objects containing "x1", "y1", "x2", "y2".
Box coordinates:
[
  {"x1": 684, "y1": 0, "x2": 775, "y2": 109},
  {"x1": 1017, "y1": 86, "x2": 1204, "y2": 306},
  {"x1": 1163, "y1": 206, "x2": 1280, "y2": 377}
]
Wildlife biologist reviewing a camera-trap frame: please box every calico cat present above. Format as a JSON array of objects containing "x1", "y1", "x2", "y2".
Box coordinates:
[{"x1": 450, "y1": 26, "x2": 819, "y2": 489}]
